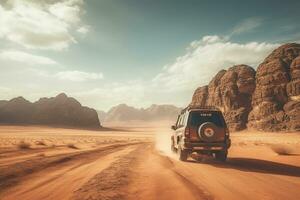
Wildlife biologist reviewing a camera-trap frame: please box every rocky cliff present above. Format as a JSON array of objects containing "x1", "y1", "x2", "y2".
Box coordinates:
[
  {"x1": 191, "y1": 65, "x2": 256, "y2": 131},
  {"x1": 248, "y1": 43, "x2": 300, "y2": 131},
  {"x1": 191, "y1": 43, "x2": 300, "y2": 132},
  {"x1": 0, "y1": 93, "x2": 101, "y2": 129}
]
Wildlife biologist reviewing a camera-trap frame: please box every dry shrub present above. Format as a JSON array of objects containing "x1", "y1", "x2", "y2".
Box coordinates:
[
  {"x1": 271, "y1": 144, "x2": 293, "y2": 155},
  {"x1": 67, "y1": 143, "x2": 79, "y2": 149},
  {"x1": 18, "y1": 141, "x2": 31, "y2": 149}
]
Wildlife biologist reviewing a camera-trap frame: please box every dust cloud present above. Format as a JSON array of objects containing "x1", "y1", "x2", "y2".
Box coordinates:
[{"x1": 155, "y1": 130, "x2": 178, "y2": 159}]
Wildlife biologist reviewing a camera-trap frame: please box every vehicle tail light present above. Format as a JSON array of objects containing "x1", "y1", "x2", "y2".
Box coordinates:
[{"x1": 185, "y1": 127, "x2": 190, "y2": 136}]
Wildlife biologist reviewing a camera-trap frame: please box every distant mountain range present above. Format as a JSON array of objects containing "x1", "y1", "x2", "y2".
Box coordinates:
[
  {"x1": 0, "y1": 93, "x2": 100, "y2": 129},
  {"x1": 98, "y1": 104, "x2": 181, "y2": 123},
  {"x1": 0, "y1": 93, "x2": 181, "y2": 128}
]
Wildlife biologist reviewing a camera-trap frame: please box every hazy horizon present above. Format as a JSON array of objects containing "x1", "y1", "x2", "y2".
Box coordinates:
[
  {"x1": 1, "y1": 0, "x2": 300, "y2": 111},
  {"x1": 1, "y1": 92, "x2": 183, "y2": 112}
]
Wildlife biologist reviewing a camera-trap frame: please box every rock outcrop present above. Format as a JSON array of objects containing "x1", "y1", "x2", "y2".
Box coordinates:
[
  {"x1": 191, "y1": 65, "x2": 256, "y2": 131},
  {"x1": 248, "y1": 43, "x2": 300, "y2": 131},
  {"x1": 0, "y1": 93, "x2": 101, "y2": 129},
  {"x1": 191, "y1": 43, "x2": 300, "y2": 132}
]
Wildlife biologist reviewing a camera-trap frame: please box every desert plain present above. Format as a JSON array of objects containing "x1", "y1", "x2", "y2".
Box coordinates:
[{"x1": 0, "y1": 123, "x2": 300, "y2": 200}]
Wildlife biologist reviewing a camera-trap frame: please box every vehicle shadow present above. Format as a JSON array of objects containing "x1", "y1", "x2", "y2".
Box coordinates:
[{"x1": 189, "y1": 157, "x2": 300, "y2": 177}]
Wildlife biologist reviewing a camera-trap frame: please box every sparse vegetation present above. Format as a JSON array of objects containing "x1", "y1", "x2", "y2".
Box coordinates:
[
  {"x1": 17, "y1": 140, "x2": 31, "y2": 149},
  {"x1": 271, "y1": 144, "x2": 293, "y2": 155}
]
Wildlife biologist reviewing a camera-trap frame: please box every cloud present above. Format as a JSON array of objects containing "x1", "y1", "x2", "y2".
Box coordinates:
[
  {"x1": 0, "y1": 86, "x2": 16, "y2": 100},
  {"x1": 0, "y1": 50, "x2": 57, "y2": 65},
  {"x1": 70, "y1": 35, "x2": 280, "y2": 110},
  {"x1": 153, "y1": 35, "x2": 279, "y2": 92},
  {"x1": 188, "y1": 35, "x2": 226, "y2": 50},
  {"x1": 55, "y1": 70, "x2": 104, "y2": 82},
  {"x1": 77, "y1": 26, "x2": 90, "y2": 35},
  {"x1": 231, "y1": 17, "x2": 263, "y2": 35},
  {"x1": 0, "y1": 33, "x2": 281, "y2": 111},
  {"x1": 0, "y1": 0, "x2": 86, "y2": 50},
  {"x1": 73, "y1": 81, "x2": 146, "y2": 110},
  {"x1": 49, "y1": 0, "x2": 83, "y2": 24}
]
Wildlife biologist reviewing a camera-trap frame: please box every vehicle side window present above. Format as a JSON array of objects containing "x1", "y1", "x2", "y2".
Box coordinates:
[
  {"x1": 180, "y1": 114, "x2": 185, "y2": 127},
  {"x1": 184, "y1": 113, "x2": 188, "y2": 125},
  {"x1": 177, "y1": 115, "x2": 182, "y2": 128},
  {"x1": 178, "y1": 116, "x2": 182, "y2": 128},
  {"x1": 176, "y1": 115, "x2": 181, "y2": 128},
  {"x1": 177, "y1": 114, "x2": 186, "y2": 128}
]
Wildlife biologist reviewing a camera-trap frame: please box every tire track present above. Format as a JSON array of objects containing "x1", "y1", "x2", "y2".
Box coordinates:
[
  {"x1": 73, "y1": 144, "x2": 147, "y2": 200},
  {"x1": 160, "y1": 155, "x2": 214, "y2": 200},
  {"x1": 124, "y1": 145, "x2": 213, "y2": 200},
  {"x1": 0, "y1": 142, "x2": 146, "y2": 195}
]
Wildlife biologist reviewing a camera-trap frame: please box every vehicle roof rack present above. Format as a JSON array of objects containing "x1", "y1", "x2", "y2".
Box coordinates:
[{"x1": 181, "y1": 105, "x2": 221, "y2": 113}]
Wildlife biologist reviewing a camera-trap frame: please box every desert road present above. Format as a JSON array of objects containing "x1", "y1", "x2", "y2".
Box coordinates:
[{"x1": 0, "y1": 125, "x2": 300, "y2": 200}]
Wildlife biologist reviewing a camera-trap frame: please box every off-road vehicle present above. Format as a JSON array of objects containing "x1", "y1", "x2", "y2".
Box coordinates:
[{"x1": 171, "y1": 106, "x2": 231, "y2": 161}]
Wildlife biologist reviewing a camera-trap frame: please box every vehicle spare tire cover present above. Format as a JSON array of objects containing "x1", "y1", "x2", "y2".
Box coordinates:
[{"x1": 198, "y1": 122, "x2": 218, "y2": 142}]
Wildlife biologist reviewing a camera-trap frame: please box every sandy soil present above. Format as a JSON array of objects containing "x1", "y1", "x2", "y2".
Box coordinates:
[{"x1": 0, "y1": 124, "x2": 300, "y2": 200}]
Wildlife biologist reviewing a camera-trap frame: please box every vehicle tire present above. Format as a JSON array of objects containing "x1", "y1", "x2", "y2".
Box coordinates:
[
  {"x1": 178, "y1": 146, "x2": 188, "y2": 161},
  {"x1": 214, "y1": 150, "x2": 227, "y2": 162}
]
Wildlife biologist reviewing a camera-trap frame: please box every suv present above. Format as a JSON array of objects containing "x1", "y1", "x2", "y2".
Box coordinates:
[{"x1": 171, "y1": 106, "x2": 231, "y2": 162}]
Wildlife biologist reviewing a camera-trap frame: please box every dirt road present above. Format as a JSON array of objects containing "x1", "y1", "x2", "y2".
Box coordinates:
[
  {"x1": 0, "y1": 126, "x2": 300, "y2": 200},
  {"x1": 129, "y1": 145, "x2": 300, "y2": 200}
]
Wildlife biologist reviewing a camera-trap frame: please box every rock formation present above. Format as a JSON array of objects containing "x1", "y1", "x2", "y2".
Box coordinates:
[
  {"x1": 0, "y1": 93, "x2": 101, "y2": 129},
  {"x1": 248, "y1": 43, "x2": 300, "y2": 131},
  {"x1": 191, "y1": 65, "x2": 256, "y2": 131},
  {"x1": 191, "y1": 43, "x2": 300, "y2": 132}
]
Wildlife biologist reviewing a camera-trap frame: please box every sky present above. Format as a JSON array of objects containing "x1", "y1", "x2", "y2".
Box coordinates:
[{"x1": 0, "y1": 0, "x2": 300, "y2": 111}]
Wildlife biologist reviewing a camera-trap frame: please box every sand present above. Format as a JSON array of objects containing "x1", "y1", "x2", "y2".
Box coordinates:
[{"x1": 0, "y1": 124, "x2": 300, "y2": 200}]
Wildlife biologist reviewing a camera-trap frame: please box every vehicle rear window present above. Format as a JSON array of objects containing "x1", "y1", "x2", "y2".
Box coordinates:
[{"x1": 188, "y1": 111, "x2": 225, "y2": 127}]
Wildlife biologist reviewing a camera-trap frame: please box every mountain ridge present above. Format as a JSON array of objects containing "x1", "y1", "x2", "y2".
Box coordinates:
[
  {"x1": 0, "y1": 93, "x2": 101, "y2": 129},
  {"x1": 98, "y1": 103, "x2": 181, "y2": 123}
]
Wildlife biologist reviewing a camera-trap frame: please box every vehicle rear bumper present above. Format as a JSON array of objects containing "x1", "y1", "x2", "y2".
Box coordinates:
[{"x1": 183, "y1": 139, "x2": 231, "y2": 151}]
